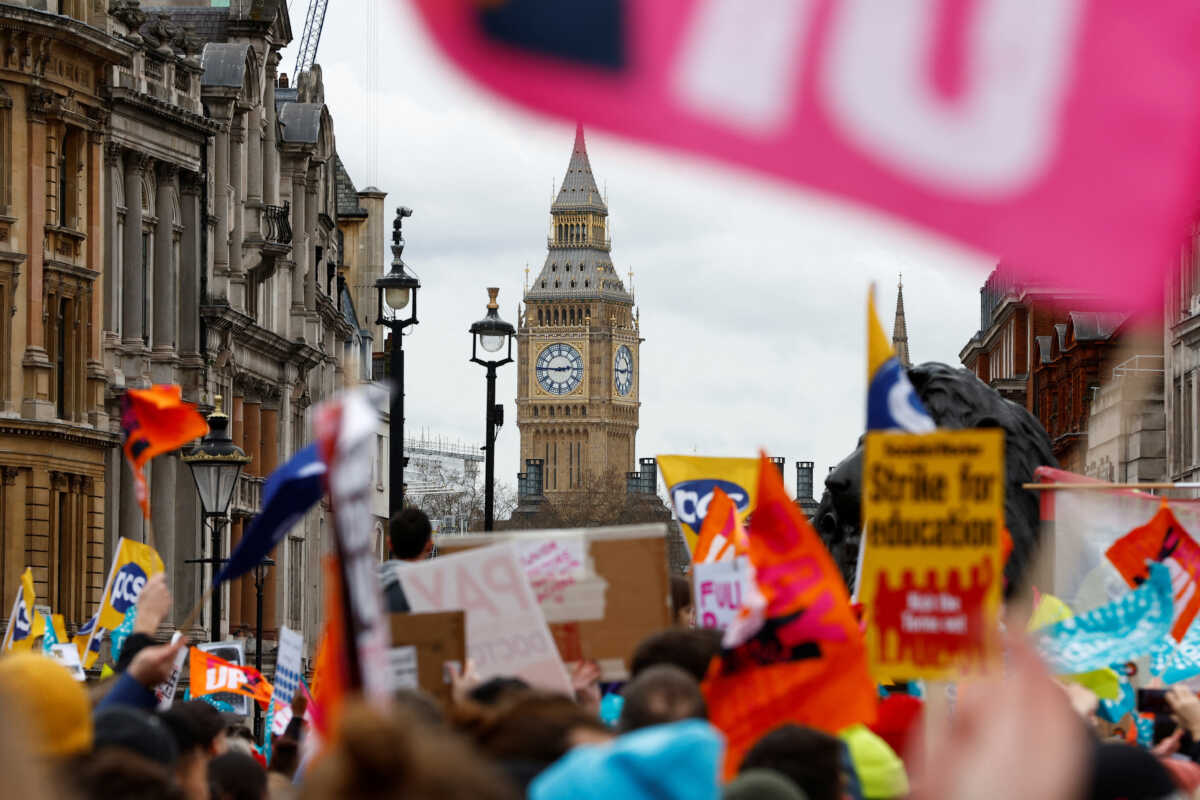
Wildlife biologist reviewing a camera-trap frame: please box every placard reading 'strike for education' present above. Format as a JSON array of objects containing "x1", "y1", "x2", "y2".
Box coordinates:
[{"x1": 860, "y1": 429, "x2": 1004, "y2": 681}]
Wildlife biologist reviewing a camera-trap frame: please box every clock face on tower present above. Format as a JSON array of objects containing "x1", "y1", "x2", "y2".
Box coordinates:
[
  {"x1": 536, "y1": 343, "x2": 584, "y2": 395},
  {"x1": 614, "y1": 345, "x2": 633, "y2": 396}
]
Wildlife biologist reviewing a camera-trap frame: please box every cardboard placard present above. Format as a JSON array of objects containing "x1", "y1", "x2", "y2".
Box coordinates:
[
  {"x1": 434, "y1": 524, "x2": 672, "y2": 680},
  {"x1": 859, "y1": 429, "x2": 1005, "y2": 680},
  {"x1": 389, "y1": 611, "x2": 466, "y2": 707}
]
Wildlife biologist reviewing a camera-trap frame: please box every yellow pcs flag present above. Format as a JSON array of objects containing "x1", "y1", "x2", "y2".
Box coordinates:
[
  {"x1": 2, "y1": 567, "x2": 37, "y2": 651},
  {"x1": 657, "y1": 456, "x2": 760, "y2": 553},
  {"x1": 81, "y1": 538, "x2": 165, "y2": 660}
]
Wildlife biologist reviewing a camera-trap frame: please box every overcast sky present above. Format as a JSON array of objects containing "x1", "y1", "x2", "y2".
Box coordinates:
[{"x1": 281, "y1": 2, "x2": 993, "y2": 500}]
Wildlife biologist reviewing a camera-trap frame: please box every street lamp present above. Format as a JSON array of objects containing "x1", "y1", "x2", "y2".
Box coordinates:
[
  {"x1": 375, "y1": 207, "x2": 420, "y2": 518},
  {"x1": 469, "y1": 287, "x2": 514, "y2": 531},
  {"x1": 182, "y1": 395, "x2": 249, "y2": 642}
]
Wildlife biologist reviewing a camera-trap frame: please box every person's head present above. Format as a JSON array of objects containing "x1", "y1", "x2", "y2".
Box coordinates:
[
  {"x1": 722, "y1": 769, "x2": 809, "y2": 800},
  {"x1": 619, "y1": 664, "x2": 707, "y2": 733},
  {"x1": 390, "y1": 507, "x2": 433, "y2": 560},
  {"x1": 394, "y1": 687, "x2": 446, "y2": 726},
  {"x1": 162, "y1": 700, "x2": 229, "y2": 758},
  {"x1": 0, "y1": 652, "x2": 92, "y2": 759},
  {"x1": 267, "y1": 736, "x2": 300, "y2": 778},
  {"x1": 301, "y1": 701, "x2": 519, "y2": 800},
  {"x1": 161, "y1": 700, "x2": 230, "y2": 800},
  {"x1": 670, "y1": 575, "x2": 694, "y2": 627},
  {"x1": 740, "y1": 725, "x2": 845, "y2": 800},
  {"x1": 1084, "y1": 741, "x2": 1180, "y2": 800},
  {"x1": 453, "y1": 690, "x2": 613, "y2": 789},
  {"x1": 469, "y1": 676, "x2": 531, "y2": 706},
  {"x1": 630, "y1": 627, "x2": 723, "y2": 682},
  {"x1": 75, "y1": 749, "x2": 186, "y2": 800},
  {"x1": 93, "y1": 706, "x2": 179, "y2": 767},
  {"x1": 838, "y1": 724, "x2": 908, "y2": 800},
  {"x1": 209, "y1": 751, "x2": 266, "y2": 800}
]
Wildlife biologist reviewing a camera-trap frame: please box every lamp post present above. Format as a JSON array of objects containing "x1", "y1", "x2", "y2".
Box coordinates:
[
  {"x1": 469, "y1": 288, "x2": 514, "y2": 531},
  {"x1": 182, "y1": 396, "x2": 250, "y2": 642},
  {"x1": 375, "y1": 207, "x2": 420, "y2": 518},
  {"x1": 250, "y1": 557, "x2": 274, "y2": 740}
]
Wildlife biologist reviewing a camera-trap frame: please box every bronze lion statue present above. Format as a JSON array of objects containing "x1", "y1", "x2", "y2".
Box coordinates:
[{"x1": 815, "y1": 362, "x2": 1057, "y2": 597}]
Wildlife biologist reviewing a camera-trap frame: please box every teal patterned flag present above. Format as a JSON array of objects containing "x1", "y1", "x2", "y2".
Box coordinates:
[
  {"x1": 1036, "y1": 562, "x2": 1174, "y2": 674},
  {"x1": 110, "y1": 604, "x2": 138, "y2": 664},
  {"x1": 41, "y1": 613, "x2": 59, "y2": 654}
]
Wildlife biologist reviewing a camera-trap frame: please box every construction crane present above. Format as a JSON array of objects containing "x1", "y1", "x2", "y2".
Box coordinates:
[{"x1": 294, "y1": 0, "x2": 330, "y2": 76}]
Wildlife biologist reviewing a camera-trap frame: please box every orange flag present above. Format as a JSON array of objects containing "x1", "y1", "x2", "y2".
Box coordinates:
[
  {"x1": 308, "y1": 555, "x2": 350, "y2": 736},
  {"x1": 1106, "y1": 504, "x2": 1200, "y2": 642},
  {"x1": 188, "y1": 647, "x2": 273, "y2": 708},
  {"x1": 120, "y1": 385, "x2": 208, "y2": 518},
  {"x1": 703, "y1": 453, "x2": 877, "y2": 777},
  {"x1": 693, "y1": 487, "x2": 748, "y2": 564}
]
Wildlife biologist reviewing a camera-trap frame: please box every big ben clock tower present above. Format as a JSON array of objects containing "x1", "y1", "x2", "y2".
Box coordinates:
[{"x1": 517, "y1": 124, "x2": 641, "y2": 498}]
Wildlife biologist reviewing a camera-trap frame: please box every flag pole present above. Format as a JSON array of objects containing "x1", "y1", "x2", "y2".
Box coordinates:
[{"x1": 180, "y1": 584, "x2": 215, "y2": 634}]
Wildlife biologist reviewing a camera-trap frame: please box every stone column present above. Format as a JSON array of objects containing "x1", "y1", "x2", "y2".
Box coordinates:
[
  {"x1": 103, "y1": 143, "x2": 122, "y2": 334},
  {"x1": 178, "y1": 174, "x2": 202, "y2": 360},
  {"x1": 212, "y1": 110, "x2": 231, "y2": 279},
  {"x1": 243, "y1": 396, "x2": 262, "y2": 477},
  {"x1": 121, "y1": 153, "x2": 146, "y2": 348},
  {"x1": 263, "y1": 54, "x2": 280, "y2": 205},
  {"x1": 119, "y1": 453, "x2": 145, "y2": 543},
  {"x1": 21, "y1": 91, "x2": 51, "y2": 419},
  {"x1": 261, "y1": 402, "x2": 279, "y2": 634},
  {"x1": 228, "y1": 112, "x2": 246, "y2": 311},
  {"x1": 290, "y1": 168, "x2": 307, "y2": 314},
  {"x1": 152, "y1": 164, "x2": 177, "y2": 356},
  {"x1": 246, "y1": 106, "x2": 262, "y2": 206},
  {"x1": 150, "y1": 457, "x2": 176, "y2": 576},
  {"x1": 304, "y1": 168, "x2": 319, "y2": 311}
]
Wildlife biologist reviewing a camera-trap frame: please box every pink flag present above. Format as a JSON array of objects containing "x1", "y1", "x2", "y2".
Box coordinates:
[{"x1": 411, "y1": 0, "x2": 1200, "y2": 309}]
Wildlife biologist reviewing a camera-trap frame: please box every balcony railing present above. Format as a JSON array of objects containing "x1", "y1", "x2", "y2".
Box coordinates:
[{"x1": 262, "y1": 203, "x2": 292, "y2": 245}]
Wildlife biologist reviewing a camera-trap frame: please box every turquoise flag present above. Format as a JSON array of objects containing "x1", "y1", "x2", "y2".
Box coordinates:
[
  {"x1": 1097, "y1": 672, "x2": 1135, "y2": 724},
  {"x1": 110, "y1": 604, "x2": 138, "y2": 664},
  {"x1": 40, "y1": 613, "x2": 58, "y2": 654},
  {"x1": 1036, "y1": 562, "x2": 1174, "y2": 674}
]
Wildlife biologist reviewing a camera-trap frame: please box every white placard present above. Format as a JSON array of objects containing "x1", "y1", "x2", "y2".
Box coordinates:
[
  {"x1": 155, "y1": 631, "x2": 187, "y2": 709},
  {"x1": 694, "y1": 556, "x2": 752, "y2": 631},
  {"x1": 48, "y1": 643, "x2": 85, "y2": 681},
  {"x1": 389, "y1": 645, "x2": 419, "y2": 691},
  {"x1": 273, "y1": 626, "x2": 304, "y2": 707},
  {"x1": 397, "y1": 542, "x2": 571, "y2": 694}
]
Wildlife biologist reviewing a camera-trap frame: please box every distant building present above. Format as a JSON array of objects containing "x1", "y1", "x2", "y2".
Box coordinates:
[
  {"x1": 1165, "y1": 226, "x2": 1200, "y2": 488},
  {"x1": 961, "y1": 264, "x2": 1162, "y2": 477}
]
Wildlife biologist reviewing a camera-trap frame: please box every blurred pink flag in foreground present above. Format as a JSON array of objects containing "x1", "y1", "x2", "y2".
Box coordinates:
[{"x1": 410, "y1": 0, "x2": 1200, "y2": 310}]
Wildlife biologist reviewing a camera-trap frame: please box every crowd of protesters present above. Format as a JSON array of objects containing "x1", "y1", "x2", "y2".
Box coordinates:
[{"x1": 2, "y1": 509, "x2": 1199, "y2": 800}]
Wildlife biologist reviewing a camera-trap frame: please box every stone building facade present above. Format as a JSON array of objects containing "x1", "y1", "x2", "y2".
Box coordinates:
[
  {"x1": 0, "y1": 1, "x2": 131, "y2": 626},
  {"x1": 0, "y1": 0, "x2": 383, "y2": 662},
  {"x1": 1165, "y1": 224, "x2": 1200, "y2": 489}
]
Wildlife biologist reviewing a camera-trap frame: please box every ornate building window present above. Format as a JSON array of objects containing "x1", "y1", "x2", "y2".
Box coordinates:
[
  {"x1": 58, "y1": 129, "x2": 83, "y2": 230},
  {"x1": 47, "y1": 473, "x2": 87, "y2": 622},
  {"x1": 288, "y1": 536, "x2": 303, "y2": 629},
  {"x1": 44, "y1": 281, "x2": 84, "y2": 422},
  {"x1": 0, "y1": 86, "x2": 11, "y2": 212}
]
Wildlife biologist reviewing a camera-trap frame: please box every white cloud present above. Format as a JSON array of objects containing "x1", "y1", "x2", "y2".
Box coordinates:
[{"x1": 286, "y1": 2, "x2": 991, "y2": 500}]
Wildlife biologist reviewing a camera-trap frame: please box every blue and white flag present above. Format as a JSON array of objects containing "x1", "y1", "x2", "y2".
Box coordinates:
[
  {"x1": 1036, "y1": 562, "x2": 1174, "y2": 674},
  {"x1": 217, "y1": 444, "x2": 326, "y2": 584},
  {"x1": 866, "y1": 286, "x2": 934, "y2": 433}
]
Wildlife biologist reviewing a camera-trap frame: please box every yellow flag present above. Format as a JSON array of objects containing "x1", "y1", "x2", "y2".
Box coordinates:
[
  {"x1": 2, "y1": 567, "x2": 37, "y2": 652},
  {"x1": 78, "y1": 538, "x2": 165, "y2": 664},
  {"x1": 657, "y1": 455, "x2": 760, "y2": 553}
]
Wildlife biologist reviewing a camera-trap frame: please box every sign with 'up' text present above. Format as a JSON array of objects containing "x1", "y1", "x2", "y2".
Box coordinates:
[{"x1": 860, "y1": 429, "x2": 1004, "y2": 681}]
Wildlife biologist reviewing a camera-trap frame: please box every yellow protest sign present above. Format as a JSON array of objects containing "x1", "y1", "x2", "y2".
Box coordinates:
[
  {"x1": 859, "y1": 429, "x2": 1004, "y2": 681},
  {"x1": 657, "y1": 455, "x2": 759, "y2": 553}
]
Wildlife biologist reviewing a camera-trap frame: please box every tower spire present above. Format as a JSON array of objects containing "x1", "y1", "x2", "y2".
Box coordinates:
[{"x1": 892, "y1": 273, "x2": 911, "y2": 367}]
